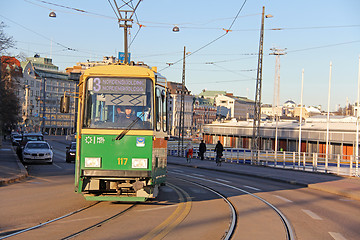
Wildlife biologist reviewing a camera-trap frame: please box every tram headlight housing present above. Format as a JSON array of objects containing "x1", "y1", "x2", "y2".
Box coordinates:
[
  {"x1": 85, "y1": 157, "x2": 101, "y2": 168},
  {"x1": 132, "y1": 158, "x2": 148, "y2": 169}
]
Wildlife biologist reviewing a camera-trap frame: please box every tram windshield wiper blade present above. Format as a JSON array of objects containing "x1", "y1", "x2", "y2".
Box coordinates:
[{"x1": 116, "y1": 112, "x2": 145, "y2": 141}]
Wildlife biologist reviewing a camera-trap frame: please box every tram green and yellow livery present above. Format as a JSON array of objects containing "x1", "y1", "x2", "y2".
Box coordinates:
[{"x1": 74, "y1": 64, "x2": 168, "y2": 202}]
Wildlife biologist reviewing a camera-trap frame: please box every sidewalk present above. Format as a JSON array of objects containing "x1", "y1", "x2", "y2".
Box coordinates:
[
  {"x1": 167, "y1": 155, "x2": 360, "y2": 201},
  {"x1": 0, "y1": 139, "x2": 28, "y2": 185}
]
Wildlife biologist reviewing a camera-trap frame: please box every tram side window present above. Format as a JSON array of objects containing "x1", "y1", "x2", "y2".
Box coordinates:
[
  {"x1": 155, "y1": 88, "x2": 161, "y2": 131},
  {"x1": 162, "y1": 90, "x2": 167, "y2": 132}
]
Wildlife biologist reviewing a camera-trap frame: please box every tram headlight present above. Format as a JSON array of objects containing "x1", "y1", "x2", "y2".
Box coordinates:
[
  {"x1": 85, "y1": 157, "x2": 101, "y2": 168},
  {"x1": 132, "y1": 158, "x2": 148, "y2": 169}
]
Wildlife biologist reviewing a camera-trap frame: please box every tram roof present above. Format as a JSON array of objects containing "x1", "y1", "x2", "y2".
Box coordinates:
[{"x1": 82, "y1": 64, "x2": 156, "y2": 79}]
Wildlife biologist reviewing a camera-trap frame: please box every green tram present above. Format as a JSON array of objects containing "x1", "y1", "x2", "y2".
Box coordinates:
[{"x1": 74, "y1": 64, "x2": 168, "y2": 201}]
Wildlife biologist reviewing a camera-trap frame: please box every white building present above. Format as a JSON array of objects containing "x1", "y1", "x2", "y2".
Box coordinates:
[{"x1": 215, "y1": 94, "x2": 255, "y2": 120}]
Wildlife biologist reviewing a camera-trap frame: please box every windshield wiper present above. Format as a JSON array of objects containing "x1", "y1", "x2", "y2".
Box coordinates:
[{"x1": 115, "y1": 112, "x2": 145, "y2": 141}]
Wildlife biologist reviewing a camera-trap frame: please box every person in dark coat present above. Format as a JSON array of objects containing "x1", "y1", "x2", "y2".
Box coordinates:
[
  {"x1": 198, "y1": 140, "x2": 206, "y2": 160},
  {"x1": 214, "y1": 140, "x2": 224, "y2": 166}
]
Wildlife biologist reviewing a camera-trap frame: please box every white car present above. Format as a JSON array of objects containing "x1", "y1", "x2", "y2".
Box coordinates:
[{"x1": 22, "y1": 141, "x2": 53, "y2": 164}]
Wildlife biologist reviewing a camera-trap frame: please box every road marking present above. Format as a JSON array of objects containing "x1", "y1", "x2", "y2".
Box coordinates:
[
  {"x1": 243, "y1": 185, "x2": 261, "y2": 191},
  {"x1": 140, "y1": 183, "x2": 191, "y2": 240},
  {"x1": 192, "y1": 173, "x2": 204, "y2": 177},
  {"x1": 329, "y1": 232, "x2": 347, "y2": 240},
  {"x1": 161, "y1": 187, "x2": 175, "y2": 193},
  {"x1": 137, "y1": 205, "x2": 177, "y2": 212},
  {"x1": 172, "y1": 169, "x2": 184, "y2": 173},
  {"x1": 216, "y1": 178, "x2": 231, "y2": 183},
  {"x1": 0, "y1": 148, "x2": 11, "y2": 151},
  {"x1": 274, "y1": 195, "x2": 293, "y2": 203},
  {"x1": 32, "y1": 177, "x2": 54, "y2": 182},
  {"x1": 339, "y1": 198, "x2": 354, "y2": 202},
  {"x1": 302, "y1": 209, "x2": 323, "y2": 220},
  {"x1": 188, "y1": 187, "x2": 207, "y2": 194},
  {"x1": 53, "y1": 163, "x2": 62, "y2": 169}
]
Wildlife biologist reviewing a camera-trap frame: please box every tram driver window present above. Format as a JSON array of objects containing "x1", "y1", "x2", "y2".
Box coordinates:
[{"x1": 84, "y1": 78, "x2": 153, "y2": 130}]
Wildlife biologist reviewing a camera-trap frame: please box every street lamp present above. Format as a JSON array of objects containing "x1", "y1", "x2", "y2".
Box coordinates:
[
  {"x1": 172, "y1": 25, "x2": 180, "y2": 32},
  {"x1": 49, "y1": 11, "x2": 56, "y2": 18}
]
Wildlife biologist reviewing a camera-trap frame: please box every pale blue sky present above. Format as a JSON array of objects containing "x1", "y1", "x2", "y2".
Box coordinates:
[{"x1": 1, "y1": 0, "x2": 360, "y2": 110}]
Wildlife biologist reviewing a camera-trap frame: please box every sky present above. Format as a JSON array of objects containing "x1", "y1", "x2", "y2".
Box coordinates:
[{"x1": 1, "y1": 0, "x2": 360, "y2": 111}]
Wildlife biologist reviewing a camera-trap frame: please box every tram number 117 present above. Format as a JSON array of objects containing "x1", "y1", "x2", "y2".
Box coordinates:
[{"x1": 118, "y1": 157, "x2": 128, "y2": 165}]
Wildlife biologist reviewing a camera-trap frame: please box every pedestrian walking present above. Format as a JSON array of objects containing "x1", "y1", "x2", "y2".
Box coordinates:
[
  {"x1": 214, "y1": 140, "x2": 224, "y2": 166},
  {"x1": 198, "y1": 140, "x2": 206, "y2": 160},
  {"x1": 186, "y1": 142, "x2": 193, "y2": 163}
]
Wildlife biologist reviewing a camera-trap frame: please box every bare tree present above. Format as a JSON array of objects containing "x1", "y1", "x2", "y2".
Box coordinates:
[
  {"x1": 0, "y1": 22, "x2": 20, "y2": 135},
  {"x1": 0, "y1": 22, "x2": 15, "y2": 54}
]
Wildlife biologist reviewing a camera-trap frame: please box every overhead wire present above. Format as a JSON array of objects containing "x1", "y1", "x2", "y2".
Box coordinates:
[
  {"x1": 129, "y1": 0, "x2": 142, "y2": 48},
  {"x1": 191, "y1": 78, "x2": 255, "y2": 84},
  {"x1": 107, "y1": 0, "x2": 120, "y2": 19},
  {"x1": 208, "y1": 62, "x2": 256, "y2": 79},
  {"x1": 159, "y1": 0, "x2": 248, "y2": 72},
  {"x1": 26, "y1": 0, "x2": 116, "y2": 19},
  {"x1": 287, "y1": 40, "x2": 360, "y2": 53},
  {"x1": 0, "y1": 14, "x2": 76, "y2": 52}
]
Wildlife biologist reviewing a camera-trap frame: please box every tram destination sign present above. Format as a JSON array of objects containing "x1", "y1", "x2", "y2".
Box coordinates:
[{"x1": 89, "y1": 78, "x2": 146, "y2": 94}]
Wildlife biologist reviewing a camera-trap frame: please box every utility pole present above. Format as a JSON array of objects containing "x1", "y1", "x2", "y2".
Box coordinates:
[
  {"x1": 252, "y1": 6, "x2": 272, "y2": 163},
  {"x1": 112, "y1": 0, "x2": 141, "y2": 64},
  {"x1": 178, "y1": 46, "x2": 186, "y2": 156},
  {"x1": 270, "y1": 47, "x2": 286, "y2": 158}
]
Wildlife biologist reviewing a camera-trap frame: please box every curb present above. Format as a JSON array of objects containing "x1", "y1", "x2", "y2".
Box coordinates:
[{"x1": 0, "y1": 145, "x2": 28, "y2": 186}]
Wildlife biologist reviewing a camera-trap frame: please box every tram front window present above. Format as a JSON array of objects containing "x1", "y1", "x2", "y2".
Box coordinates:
[{"x1": 83, "y1": 78, "x2": 153, "y2": 129}]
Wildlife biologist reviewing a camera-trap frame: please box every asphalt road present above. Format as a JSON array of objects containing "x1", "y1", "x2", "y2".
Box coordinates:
[{"x1": 1, "y1": 138, "x2": 359, "y2": 240}]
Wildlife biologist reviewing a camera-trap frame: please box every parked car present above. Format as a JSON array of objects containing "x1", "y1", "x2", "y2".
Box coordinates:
[
  {"x1": 16, "y1": 133, "x2": 44, "y2": 157},
  {"x1": 66, "y1": 142, "x2": 76, "y2": 163},
  {"x1": 11, "y1": 133, "x2": 22, "y2": 146},
  {"x1": 22, "y1": 141, "x2": 53, "y2": 164}
]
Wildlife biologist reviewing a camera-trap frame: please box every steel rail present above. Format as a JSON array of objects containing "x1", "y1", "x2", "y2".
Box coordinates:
[
  {"x1": 0, "y1": 202, "x2": 100, "y2": 240},
  {"x1": 62, "y1": 204, "x2": 137, "y2": 240},
  {"x1": 175, "y1": 177, "x2": 237, "y2": 240},
  {"x1": 171, "y1": 171, "x2": 295, "y2": 240}
]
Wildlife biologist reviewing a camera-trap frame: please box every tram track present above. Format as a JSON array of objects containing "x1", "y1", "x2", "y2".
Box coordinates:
[
  {"x1": 174, "y1": 177, "x2": 237, "y2": 240},
  {"x1": 61, "y1": 204, "x2": 137, "y2": 240},
  {"x1": 170, "y1": 171, "x2": 295, "y2": 240},
  {"x1": 0, "y1": 202, "x2": 100, "y2": 240},
  {"x1": 1, "y1": 171, "x2": 293, "y2": 240},
  {"x1": 0, "y1": 184, "x2": 192, "y2": 240}
]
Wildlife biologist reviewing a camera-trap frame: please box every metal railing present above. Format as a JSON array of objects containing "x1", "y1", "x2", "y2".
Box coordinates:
[{"x1": 167, "y1": 145, "x2": 359, "y2": 177}]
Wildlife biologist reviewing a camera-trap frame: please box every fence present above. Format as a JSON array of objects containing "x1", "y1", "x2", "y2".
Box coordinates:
[{"x1": 167, "y1": 145, "x2": 360, "y2": 177}]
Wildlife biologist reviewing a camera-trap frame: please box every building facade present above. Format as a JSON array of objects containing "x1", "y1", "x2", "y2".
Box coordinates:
[
  {"x1": 167, "y1": 81, "x2": 193, "y2": 137},
  {"x1": 21, "y1": 55, "x2": 78, "y2": 135},
  {"x1": 203, "y1": 116, "x2": 359, "y2": 157},
  {"x1": 192, "y1": 97, "x2": 217, "y2": 135},
  {"x1": 215, "y1": 94, "x2": 255, "y2": 120}
]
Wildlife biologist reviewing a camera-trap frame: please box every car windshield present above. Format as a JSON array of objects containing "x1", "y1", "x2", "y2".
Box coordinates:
[
  {"x1": 83, "y1": 77, "x2": 153, "y2": 129},
  {"x1": 24, "y1": 136, "x2": 44, "y2": 141},
  {"x1": 27, "y1": 143, "x2": 49, "y2": 149},
  {"x1": 70, "y1": 143, "x2": 76, "y2": 149}
]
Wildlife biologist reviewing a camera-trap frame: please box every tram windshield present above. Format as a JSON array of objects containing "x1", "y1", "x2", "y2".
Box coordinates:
[{"x1": 83, "y1": 77, "x2": 153, "y2": 129}]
